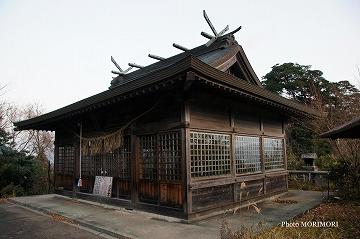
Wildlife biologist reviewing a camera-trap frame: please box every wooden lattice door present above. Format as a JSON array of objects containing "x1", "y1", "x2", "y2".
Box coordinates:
[
  {"x1": 139, "y1": 135, "x2": 158, "y2": 203},
  {"x1": 138, "y1": 132, "x2": 183, "y2": 207},
  {"x1": 80, "y1": 136, "x2": 132, "y2": 199}
]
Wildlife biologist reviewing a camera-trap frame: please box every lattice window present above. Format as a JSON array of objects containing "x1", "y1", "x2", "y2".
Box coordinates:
[
  {"x1": 190, "y1": 131, "x2": 231, "y2": 178},
  {"x1": 264, "y1": 138, "x2": 285, "y2": 170},
  {"x1": 57, "y1": 146, "x2": 74, "y2": 175},
  {"x1": 140, "y1": 135, "x2": 157, "y2": 180},
  {"x1": 234, "y1": 136, "x2": 261, "y2": 174},
  {"x1": 117, "y1": 136, "x2": 131, "y2": 179},
  {"x1": 56, "y1": 148, "x2": 64, "y2": 174},
  {"x1": 93, "y1": 154, "x2": 103, "y2": 176},
  {"x1": 81, "y1": 155, "x2": 92, "y2": 176},
  {"x1": 104, "y1": 151, "x2": 117, "y2": 177},
  {"x1": 81, "y1": 136, "x2": 131, "y2": 178},
  {"x1": 158, "y1": 132, "x2": 182, "y2": 181}
]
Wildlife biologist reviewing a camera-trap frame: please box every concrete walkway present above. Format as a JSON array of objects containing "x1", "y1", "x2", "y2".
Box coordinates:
[
  {"x1": 9, "y1": 190, "x2": 325, "y2": 239},
  {"x1": 0, "y1": 201, "x2": 109, "y2": 239}
]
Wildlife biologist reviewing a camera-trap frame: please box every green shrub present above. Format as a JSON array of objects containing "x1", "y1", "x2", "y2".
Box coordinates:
[
  {"x1": 0, "y1": 146, "x2": 50, "y2": 197},
  {"x1": 329, "y1": 158, "x2": 360, "y2": 200},
  {"x1": 286, "y1": 149, "x2": 302, "y2": 170},
  {"x1": 0, "y1": 183, "x2": 25, "y2": 197}
]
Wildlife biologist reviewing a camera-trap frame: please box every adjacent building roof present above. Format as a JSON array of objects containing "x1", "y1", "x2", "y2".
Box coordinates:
[
  {"x1": 14, "y1": 34, "x2": 320, "y2": 131},
  {"x1": 320, "y1": 116, "x2": 360, "y2": 139}
]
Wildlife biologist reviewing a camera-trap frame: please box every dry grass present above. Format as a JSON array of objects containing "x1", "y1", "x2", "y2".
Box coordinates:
[
  {"x1": 220, "y1": 201, "x2": 360, "y2": 239},
  {"x1": 51, "y1": 213, "x2": 75, "y2": 224},
  {"x1": 0, "y1": 198, "x2": 7, "y2": 204},
  {"x1": 288, "y1": 176, "x2": 329, "y2": 192},
  {"x1": 272, "y1": 198, "x2": 298, "y2": 204}
]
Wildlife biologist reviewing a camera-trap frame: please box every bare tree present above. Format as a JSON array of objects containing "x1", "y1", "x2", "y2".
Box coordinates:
[
  {"x1": 306, "y1": 78, "x2": 360, "y2": 199},
  {"x1": 10, "y1": 103, "x2": 54, "y2": 163},
  {"x1": 0, "y1": 84, "x2": 54, "y2": 164}
]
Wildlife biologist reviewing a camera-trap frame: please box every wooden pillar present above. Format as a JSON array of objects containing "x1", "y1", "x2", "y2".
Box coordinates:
[
  {"x1": 231, "y1": 133, "x2": 237, "y2": 203},
  {"x1": 73, "y1": 139, "x2": 78, "y2": 195},
  {"x1": 259, "y1": 115, "x2": 266, "y2": 194},
  {"x1": 156, "y1": 134, "x2": 160, "y2": 206},
  {"x1": 283, "y1": 137, "x2": 288, "y2": 190},
  {"x1": 53, "y1": 141, "x2": 59, "y2": 190},
  {"x1": 131, "y1": 134, "x2": 139, "y2": 204},
  {"x1": 230, "y1": 107, "x2": 235, "y2": 131},
  {"x1": 181, "y1": 71, "x2": 194, "y2": 217},
  {"x1": 184, "y1": 127, "x2": 192, "y2": 215},
  {"x1": 181, "y1": 97, "x2": 191, "y2": 215},
  {"x1": 260, "y1": 136, "x2": 266, "y2": 194}
]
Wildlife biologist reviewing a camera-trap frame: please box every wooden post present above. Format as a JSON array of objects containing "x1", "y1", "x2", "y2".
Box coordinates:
[
  {"x1": 156, "y1": 134, "x2": 160, "y2": 206},
  {"x1": 283, "y1": 137, "x2": 288, "y2": 190},
  {"x1": 283, "y1": 138, "x2": 288, "y2": 170},
  {"x1": 181, "y1": 84, "x2": 192, "y2": 216},
  {"x1": 48, "y1": 159, "x2": 51, "y2": 193},
  {"x1": 131, "y1": 134, "x2": 139, "y2": 204},
  {"x1": 231, "y1": 133, "x2": 236, "y2": 203},
  {"x1": 260, "y1": 115, "x2": 266, "y2": 194},
  {"x1": 230, "y1": 107, "x2": 237, "y2": 202},
  {"x1": 230, "y1": 107, "x2": 235, "y2": 131},
  {"x1": 72, "y1": 139, "x2": 79, "y2": 198},
  {"x1": 54, "y1": 142, "x2": 58, "y2": 190},
  {"x1": 260, "y1": 136, "x2": 266, "y2": 194},
  {"x1": 181, "y1": 129, "x2": 188, "y2": 214},
  {"x1": 185, "y1": 127, "x2": 192, "y2": 215},
  {"x1": 260, "y1": 136, "x2": 265, "y2": 173},
  {"x1": 181, "y1": 71, "x2": 193, "y2": 217}
]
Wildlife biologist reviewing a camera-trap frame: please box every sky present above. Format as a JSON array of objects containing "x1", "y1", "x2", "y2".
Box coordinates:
[{"x1": 1, "y1": 0, "x2": 359, "y2": 114}]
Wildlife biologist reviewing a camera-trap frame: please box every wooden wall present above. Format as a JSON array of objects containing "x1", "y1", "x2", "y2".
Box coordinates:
[
  {"x1": 53, "y1": 93, "x2": 185, "y2": 213},
  {"x1": 188, "y1": 91, "x2": 285, "y2": 137},
  {"x1": 53, "y1": 83, "x2": 289, "y2": 220},
  {"x1": 185, "y1": 88, "x2": 288, "y2": 219}
]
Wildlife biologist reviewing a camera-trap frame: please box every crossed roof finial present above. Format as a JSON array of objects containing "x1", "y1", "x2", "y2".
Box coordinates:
[
  {"x1": 201, "y1": 10, "x2": 242, "y2": 47},
  {"x1": 111, "y1": 10, "x2": 242, "y2": 76},
  {"x1": 111, "y1": 56, "x2": 133, "y2": 75},
  {"x1": 201, "y1": 10, "x2": 229, "y2": 46}
]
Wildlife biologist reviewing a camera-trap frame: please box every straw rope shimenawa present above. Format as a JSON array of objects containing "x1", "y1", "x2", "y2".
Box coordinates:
[{"x1": 72, "y1": 101, "x2": 160, "y2": 155}]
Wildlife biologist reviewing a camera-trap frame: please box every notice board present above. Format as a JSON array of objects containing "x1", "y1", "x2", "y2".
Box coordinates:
[{"x1": 93, "y1": 176, "x2": 113, "y2": 197}]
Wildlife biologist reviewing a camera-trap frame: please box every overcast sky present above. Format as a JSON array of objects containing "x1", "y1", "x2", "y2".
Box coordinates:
[{"x1": 1, "y1": 0, "x2": 359, "y2": 113}]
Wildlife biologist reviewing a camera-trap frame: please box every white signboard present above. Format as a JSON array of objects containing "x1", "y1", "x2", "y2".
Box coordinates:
[{"x1": 93, "y1": 176, "x2": 113, "y2": 197}]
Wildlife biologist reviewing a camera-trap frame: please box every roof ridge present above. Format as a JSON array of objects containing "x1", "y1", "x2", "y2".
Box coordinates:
[{"x1": 110, "y1": 34, "x2": 239, "y2": 88}]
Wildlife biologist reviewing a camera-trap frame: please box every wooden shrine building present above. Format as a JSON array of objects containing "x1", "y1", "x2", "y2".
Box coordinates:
[{"x1": 14, "y1": 17, "x2": 318, "y2": 220}]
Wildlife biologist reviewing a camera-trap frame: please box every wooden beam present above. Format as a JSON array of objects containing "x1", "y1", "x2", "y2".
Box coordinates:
[
  {"x1": 172, "y1": 43, "x2": 189, "y2": 52},
  {"x1": 148, "y1": 54, "x2": 165, "y2": 61}
]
